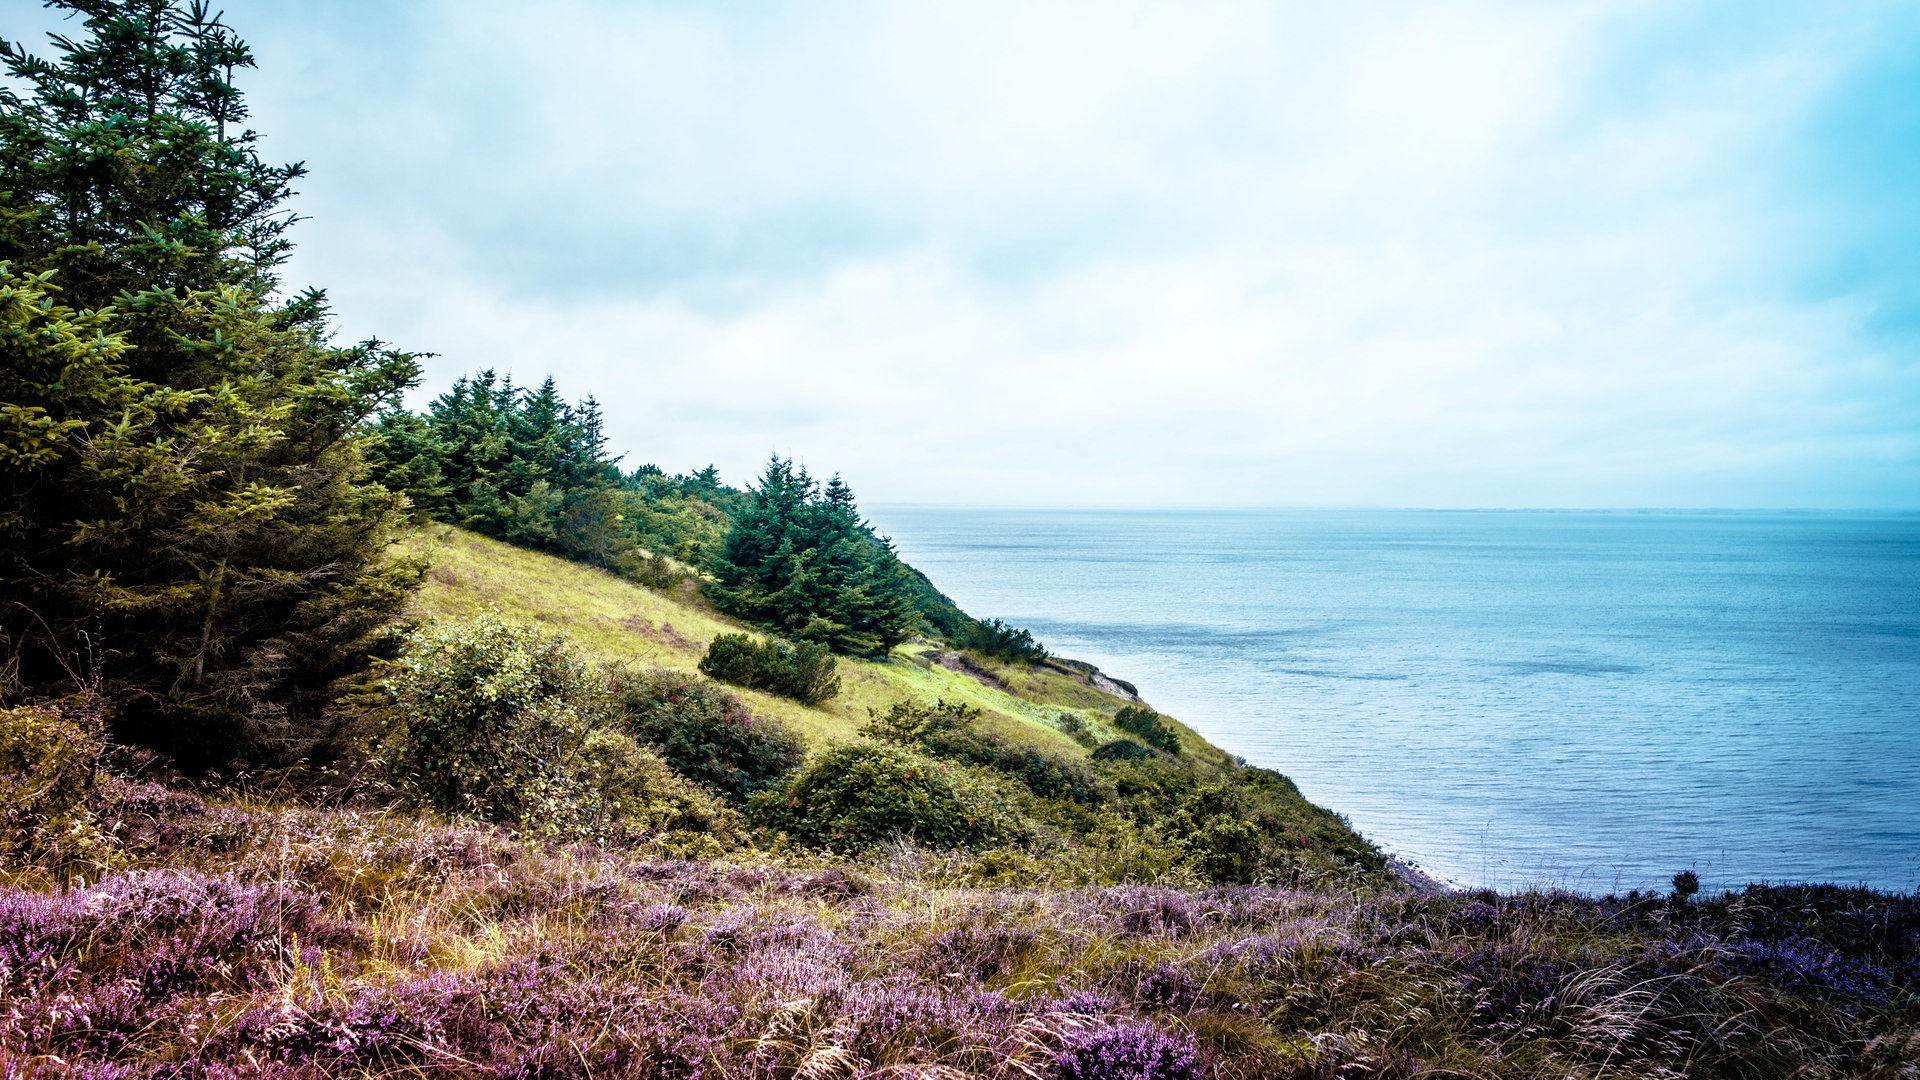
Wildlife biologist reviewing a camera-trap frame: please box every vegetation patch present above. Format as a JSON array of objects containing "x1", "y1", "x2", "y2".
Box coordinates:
[
  {"x1": 384, "y1": 615, "x2": 736, "y2": 850},
  {"x1": 611, "y1": 667, "x2": 807, "y2": 804},
  {"x1": 867, "y1": 698, "x2": 1110, "y2": 804},
  {"x1": 961, "y1": 617, "x2": 1050, "y2": 664},
  {"x1": 698, "y1": 631, "x2": 842, "y2": 705},
  {"x1": 1114, "y1": 705, "x2": 1184, "y2": 755},
  {"x1": 749, "y1": 741, "x2": 1028, "y2": 853}
]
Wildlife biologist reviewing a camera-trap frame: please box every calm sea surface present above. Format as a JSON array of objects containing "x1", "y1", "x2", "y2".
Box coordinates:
[{"x1": 872, "y1": 509, "x2": 1920, "y2": 893}]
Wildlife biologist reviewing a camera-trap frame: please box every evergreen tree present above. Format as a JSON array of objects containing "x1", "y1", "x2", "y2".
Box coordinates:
[
  {"x1": 368, "y1": 371, "x2": 637, "y2": 568},
  {"x1": 707, "y1": 457, "x2": 918, "y2": 656},
  {"x1": 0, "y1": 1, "x2": 421, "y2": 762}
]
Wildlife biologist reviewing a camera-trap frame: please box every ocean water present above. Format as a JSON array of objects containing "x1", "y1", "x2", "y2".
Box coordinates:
[{"x1": 873, "y1": 509, "x2": 1920, "y2": 894}]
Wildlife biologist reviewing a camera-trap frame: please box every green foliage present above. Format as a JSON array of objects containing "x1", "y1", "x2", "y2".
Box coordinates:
[
  {"x1": 960, "y1": 618, "x2": 1048, "y2": 664},
  {"x1": 749, "y1": 741, "x2": 1026, "y2": 853},
  {"x1": 706, "y1": 457, "x2": 920, "y2": 656},
  {"x1": 1091, "y1": 739, "x2": 1156, "y2": 762},
  {"x1": 895, "y1": 563, "x2": 977, "y2": 643},
  {"x1": 864, "y1": 699, "x2": 1108, "y2": 804},
  {"x1": 1092, "y1": 753, "x2": 1393, "y2": 886},
  {"x1": 384, "y1": 615, "x2": 735, "y2": 847},
  {"x1": 0, "y1": 1, "x2": 421, "y2": 760},
  {"x1": 611, "y1": 667, "x2": 806, "y2": 804},
  {"x1": 367, "y1": 374, "x2": 748, "y2": 584},
  {"x1": 1156, "y1": 784, "x2": 1266, "y2": 884},
  {"x1": 1053, "y1": 711, "x2": 1099, "y2": 749},
  {"x1": 0, "y1": 704, "x2": 106, "y2": 863},
  {"x1": 1113, "y1": 705, "x2": 1182, "y2": 755},
  {"x1": 945, "y1": 815, "x2": 1204, "y2": 888},
  {"x1": 571, "y1": 727, "x2": 740, "y2": 857},
  {"x1": 697, "y1": 632, "x2": 841, "y2": 705}
]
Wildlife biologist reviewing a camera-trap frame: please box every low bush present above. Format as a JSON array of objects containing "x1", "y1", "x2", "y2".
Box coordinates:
[
  {"x1": 385, "y1": 615, "x2": 593, "y2": 819},
  {"x1": 865, "y1": 699, "x2": 1108, "y2": 804},
  {"x1": 620, "y1": 551, "x2": 687, "y2": 591},
  {"x1": 0, "y1": 703, "x2": 108, "y2": 866},
  {"x1": 384, "y1": 615, "x2": 736, "y2": 847},
  {"x1": 612, "y1": 668, "x2": 806, "y2": 803},
  {"x1": 1092, "y1": 739, "x2": 1156, "y2": 762},
  {"x1": 1155, "y1": 784, "x2": 1265, "y2": 884},
  {"x1": 1113, "y1": 706, "x2": 1181, "y2": 755},
  {"x1": 961, "y1": 617, "x2": 1048, "y2": 664},
  {"x1": 697, "y1": 632, "x2": 841, "y2": 704},
  {"x1": 749, "y1": 741, "x2": 1026, "y2": 853},
  {"x1": 573, "y1": 728, "x2": 741, "y2": 855},
  {"x1": 1053, "y1": 711, "x2": 1099, "y2": 749},
  {"x1": 946, "y1": 814, "x2": 1204, "y2": 888},
  {"x1": 1093, "y1": 754, "x2": 1394, "y2": 886}
]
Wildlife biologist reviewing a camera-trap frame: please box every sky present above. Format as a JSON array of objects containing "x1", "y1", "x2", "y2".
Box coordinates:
[{"x1": 17, "y1": 1, "x2": 1920, "y2": 507}]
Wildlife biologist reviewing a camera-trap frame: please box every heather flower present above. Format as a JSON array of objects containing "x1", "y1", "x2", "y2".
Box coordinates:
[
  {"x1": 1050, "y1": 988, "x2": 1119, "y2": 1017},
  {"x1": 1109, "y1": 888, "x2": 1196, "y2": 936},
  {"x1": 1051, "y1": 1022, "x2": 1199, "y2": 1080},
  {"x1": 1133, "y1": 964, "x2": 1202, "y2": 1012},
  {"x1": 637, "y1": 902, "x2": 689, "y2": 932}
]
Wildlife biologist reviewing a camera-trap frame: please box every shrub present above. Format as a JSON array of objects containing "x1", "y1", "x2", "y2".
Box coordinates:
[
  {"x1": 385, "y1": 615, "x2": 735, "y2": 846},
  {"x1": 1156, "y1": 784, "x2": 1265, "y2": 884},
  {"x1": 1113, "y1": 706, "x2": 1181, "y2": 755},
  {"x1": 573, "y1": 728, "x2": 742, "y2": 855},
  {"x1": 1053, "y1": 712, "x2": 1098, "y2": 749},
  {"x1": 621, "y1": 551, "x2": 686, "y2": 591},
  {"x1": 962, "y1": 617, "x2": 1048, "y2": 664},
  {"x1": 612, "y1": 668, "x2": 806, "y2": 804},
  {"x1": 1092, "y1": 739, "x2": 1155, "y2": 762},
  {"x1": 749, "y1": 741, "x2": 1026, "y2": 853},
  {"x1": 697, "y1": 632, "x2": 841, "y2": 704},
  {"x1": 386, "y1": 615, "x2": 592, "y2": 819},
  {"x1": 923, "y1": 727, "x2": 1107, "y2": 803},
  {"x1": 0, "y1": 704, "x2": 107, "y2": 864},
  {"x1": 865, "y1": 699, "x2": 1108, "y2": 804}
]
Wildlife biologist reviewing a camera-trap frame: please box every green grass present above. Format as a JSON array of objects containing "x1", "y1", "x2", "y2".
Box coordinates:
[{"x1": 405, "y1": 524, "x2": 1113, "y2": 756}]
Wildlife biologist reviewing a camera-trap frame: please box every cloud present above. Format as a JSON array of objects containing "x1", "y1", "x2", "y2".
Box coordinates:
[{"x1": 24, "y1": 0, "x2": 1918, "y2": 506}]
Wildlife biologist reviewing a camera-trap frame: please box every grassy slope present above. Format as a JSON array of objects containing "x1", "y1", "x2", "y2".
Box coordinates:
[{"x1": 405, "y1": 524, "x2": 1227, "y2": 766}]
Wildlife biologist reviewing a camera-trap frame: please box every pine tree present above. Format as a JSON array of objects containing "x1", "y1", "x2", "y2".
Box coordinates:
[
  {"x1": 707, "y1": 458, "x2": 918, "y2": 656},
  {"x1": 0, "y1": 2, "x2": 421, "y2": 762}
]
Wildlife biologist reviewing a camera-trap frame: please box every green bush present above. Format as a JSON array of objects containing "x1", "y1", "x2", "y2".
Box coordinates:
[
  {"x1": 1091, "y1": 738, "x2": 1155, "y2": 762},
  {"x1": 1112, "y1": 705, "x2": 1182, "y2": 755},
  {"x1": 572, "y1": 728, "x2": 741, "y2": 855},
  {"x1": 946, "y1": 814, "x2": 1203, "y2": 888},
  {"x1": 1090, "y1": 752, "x2": 1394, "y2": 886},
  {"x1": 864, "y1": 699, "x2": 1108, "y2": 804},
  {"x1": 384, "y1": 615, "x2": 736, "y2": 847},
  {"x1": 612, "y1": 668, "x2": 806, "y2": 804},
  {"x1": 697, "y1": 632, "x2": 841, "y2": 705},
  {"x1": 749, "y1": 741, "x2": 1026, "y2": 853},
  {"x1": 0, "y1": 704, "x2": 107, "y2": 863},
  {"x1": 1157, "y1": 784, "x2": 1266, "y2": 884},
  {"x1": 1052, "y1": 711, "x2": 1099, "y2": 749},
  {"x1": 960, "y1": 618, "x2": 1048, "y2": 664}
]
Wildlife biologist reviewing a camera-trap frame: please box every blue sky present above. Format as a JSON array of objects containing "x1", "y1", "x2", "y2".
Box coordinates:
[{"x1": 16, "y1": 1, "x2": 1919, "y2": 507}]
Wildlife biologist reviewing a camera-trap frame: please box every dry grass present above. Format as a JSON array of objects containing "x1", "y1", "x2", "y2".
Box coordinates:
[{"x1": 4, "y1": 781, "x2": 1912, "y2": 1078}]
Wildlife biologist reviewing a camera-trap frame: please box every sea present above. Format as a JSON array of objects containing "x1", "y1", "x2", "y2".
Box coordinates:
[{"x1": 872, "y1": 508, "x2": 1920, "y2": 894}]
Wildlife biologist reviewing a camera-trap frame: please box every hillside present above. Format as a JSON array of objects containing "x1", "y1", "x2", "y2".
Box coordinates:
[
  {"x1": 407, "y1": 523, "x2": 1215, "y2": 763},
  {"x1": 403, "y1": 524, "x2": 1388, "y2": 876}
]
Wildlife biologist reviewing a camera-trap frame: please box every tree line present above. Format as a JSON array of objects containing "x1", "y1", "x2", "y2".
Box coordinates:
[{"x1": 0, "y1": 0, "x2": 1042, "y2": 769}]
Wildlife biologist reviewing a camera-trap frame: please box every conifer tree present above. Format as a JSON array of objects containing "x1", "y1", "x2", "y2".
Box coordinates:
[
  {"x1": 707, "y1": 457, "x2": 918, "y2": 655},
  {"x1": 0, "y1": 1, "x2": 420, "y2": 761}
]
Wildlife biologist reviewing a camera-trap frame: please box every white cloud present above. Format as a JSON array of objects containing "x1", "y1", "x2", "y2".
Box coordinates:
[{"x1": 205, "y1": 1, "x2": 1920, "y2": 506}]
